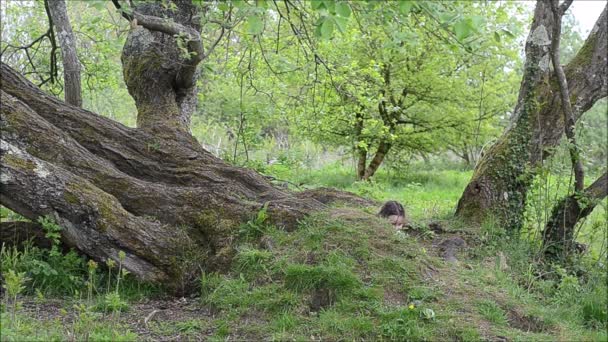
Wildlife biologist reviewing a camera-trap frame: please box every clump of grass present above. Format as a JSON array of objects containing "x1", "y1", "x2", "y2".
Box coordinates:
[
  {"x1": 234, "y1": 246, "x2": 273, "y2": 279},
  {"x1": 284, "y1": 262, "x2": 359, "y2": 294},
  {"x1": 476, "y1": 300, "x2": 508, "y2": 326}
]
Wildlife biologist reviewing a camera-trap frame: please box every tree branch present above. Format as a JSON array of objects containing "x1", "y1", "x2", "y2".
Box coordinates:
[{"x1": 550, "y1": 0, "x2": 584, "y2": 192}]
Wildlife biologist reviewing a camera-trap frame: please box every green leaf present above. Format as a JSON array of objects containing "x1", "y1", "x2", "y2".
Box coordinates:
[
  {"x1": 218, "y1": 3, "x2": 229, "y2": 12},
  {"x1": 255, "y1": 0, "x2": 269, "y2": 9},
  {"x1": 494, "y1": 31, "x2": 501, "y2": 42},
  {"x1": 399, "y1": 1, "x2": 414, "y2": 15},
  {"x1": 335, "y1": 2, "x2": 351, "y2": 17},
  {"x1": 454, "y1": 19, "x2": 471, "y2": 41},
  {"x1": 311, "y1": 0, "x2": 325, "y2": 10},
  {"x1": 89, "y1": 1, "x2": 105, "y2": 11},
  {"x1": 232, "y1": 0, "x2": 247, "y2": 9},
  {"x1": 320, "y1": 17, "x2": 335, "y2": 38},
  {"x1": 439, "y1": 13, "x2": 456, "y2": 24},
  {"x1": 471, "y1": 15, "x2": 484, "y2": 28},
  {"x1": 247, "y1": 15, "x2": 263, "y2": 35},
  {"x1": 501, "y1": 29, "x2": 515, "y2": 38},
  {"x1": 334, "y1": 16, "x2": 348, "y2": 33}
]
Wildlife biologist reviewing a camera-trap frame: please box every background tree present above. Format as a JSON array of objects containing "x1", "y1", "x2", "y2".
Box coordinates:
[
  {"x1": 455, "y1": 1, "x2": 607, "y2": 231},
  {"x1": 46, "y1": 0, "x2": 82, "y2": 107}
]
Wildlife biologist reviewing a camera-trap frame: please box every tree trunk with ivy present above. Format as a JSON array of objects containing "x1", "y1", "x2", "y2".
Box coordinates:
[
  {"x1": 0, "y1": 1, "x2": 357, "y2": 294},
  {"x1": 455, "y1": 2, "x2": 607, "y2": 231}
]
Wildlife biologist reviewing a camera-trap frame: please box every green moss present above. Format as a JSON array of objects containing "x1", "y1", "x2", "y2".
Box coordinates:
[
  {"x1": 567, "y1": 30, "x2": 597, "y2": 71},
  {"x1": 64, "y1": 181, "x2": 121, "y2": 233},
  {"x1": 3, "y1": 154, "x2": 37, "y2": 171},
  {"x1": 64, "y1": 192, "x2": 81, "y2": 205}
]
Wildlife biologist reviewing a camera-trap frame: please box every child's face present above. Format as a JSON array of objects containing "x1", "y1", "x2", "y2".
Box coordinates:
[{"x1": 388, "y1": 215, "x2": 404, "y2": 230}]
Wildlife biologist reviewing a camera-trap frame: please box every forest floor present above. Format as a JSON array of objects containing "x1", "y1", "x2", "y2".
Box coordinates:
[{"x1": 1, "y1": 165, "x2": 606, "y2": 341}]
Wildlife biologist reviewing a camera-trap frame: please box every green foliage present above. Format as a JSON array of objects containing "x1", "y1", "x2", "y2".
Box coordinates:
[
  {"x1": 37, "y1": 215, "x2": 61, "y2": 250},
  {"x1": 101, "y1": 292, "x2": 129, "y2": 313},
  {"x1": 0, "y1": 242, "x2": 86, "y2": 296},
  {"x1": 0, "y1": 312, "x2": 137, "y2": 342}
]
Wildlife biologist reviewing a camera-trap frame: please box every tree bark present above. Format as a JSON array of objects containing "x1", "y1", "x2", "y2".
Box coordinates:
[
  {"x1": 455, "y1": 2, "x2": 607, "y2": 230},
  {"x1": 118, "y1": 0, "x2": 204, "y2": 134},
  {"x1": 543, "y1": 171, "x2": 608, "y2": 260},
  {"x1": 46, "y1": 0, "x2": 82, "y2": 107}
]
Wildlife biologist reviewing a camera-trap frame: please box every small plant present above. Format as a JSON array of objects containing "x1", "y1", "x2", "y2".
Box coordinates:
[
  {"x1": 420, "y1": 308, "x2": 436, "y2": 320},
  {"x1": 3, "y1": 269, "x2": 29, "y2": 327},
  {"x1": 273, "y1": 312, "x2": 297, "y2": 332},
  {"x1": 556, "y1": 274, "x2": 580, "y2": 301},
  {"x1": 174, "y1": 319, "x2": 205, "y2": 334},
  {"x1": 97, "y1": 251, "x2": 130, "y2": 314},
  {"x1": 38, "y1": 215, "x2": 62, "y2": 247},
  {"x1": 380, "y1": 313, "x2": 424, "y2": 341},
  {"x1": 103, "y1": 292, "x2": 129, "y2": 313},
  {"x1": 239, "y1": 203, "x2": 270, "y2": 240},
  {"x1": 86, "y1": 260, "x2": 98, "y2": 304}
]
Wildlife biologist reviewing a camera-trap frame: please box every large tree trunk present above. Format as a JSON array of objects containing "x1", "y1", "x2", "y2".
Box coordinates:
[
  {"x1": 455, "y1": 2, "x2": 607, "y2": 231},
  {"x1": 46, "y1": 0, "x2": 82, "y2": 107},
  {"x1": 0, "y1": 0, "x2": 352, "y2": 293},
  {"x1": 543, "y1": 171, "x2": 608, "y2": 260},
  {"x1": 119, "y1": 0, "x2": 203, "y2": 134}
]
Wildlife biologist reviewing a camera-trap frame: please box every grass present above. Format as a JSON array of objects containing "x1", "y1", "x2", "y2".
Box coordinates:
[{"x1": 1, "y1": 161, "x2": 606, "y2": 341}]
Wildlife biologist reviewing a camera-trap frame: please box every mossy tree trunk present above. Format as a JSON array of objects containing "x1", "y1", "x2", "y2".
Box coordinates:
[
  {"x1": 455, "y1": 2, "x2": 607, "y2": 231},
  {"x1": 0, "y1": 0, "x2": 350, "y2": 293}
]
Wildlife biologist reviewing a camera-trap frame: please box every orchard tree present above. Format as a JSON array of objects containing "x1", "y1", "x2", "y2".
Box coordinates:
[
  {"x1": 301, "y1": 1, "x2": 523, "y2": 180},
  {"x1": 455, "y1": 1, "x2": 607, "y2": 231}
]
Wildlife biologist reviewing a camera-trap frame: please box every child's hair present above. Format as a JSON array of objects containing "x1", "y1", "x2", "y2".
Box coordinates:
[{"x1": 378, "y1": 200, "x2": 405, "y2": 217}]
